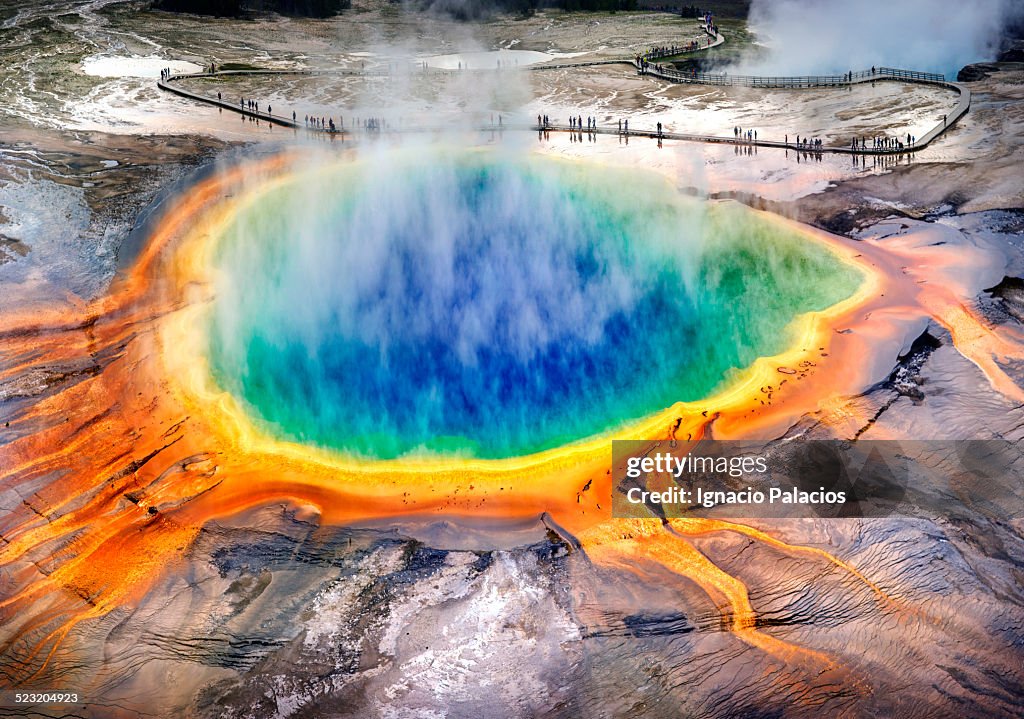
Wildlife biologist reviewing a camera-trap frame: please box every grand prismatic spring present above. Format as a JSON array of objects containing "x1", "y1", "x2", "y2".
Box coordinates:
[
  {"x1": 206, "y1": 152, "x2": 862, "y2": 459},
  {"x1": 1, "y1": 1, "x2": 1023, "y2": 718}
]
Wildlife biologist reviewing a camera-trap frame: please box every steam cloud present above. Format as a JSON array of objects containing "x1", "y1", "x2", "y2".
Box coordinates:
[{"x1": 739, "y1": 0, "x2": 1020, "y2": 77}]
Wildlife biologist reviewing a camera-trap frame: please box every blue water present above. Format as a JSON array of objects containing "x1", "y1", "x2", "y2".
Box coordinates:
[{"x1": 207, "y1": 152, "x2": 861, "y2": 459}]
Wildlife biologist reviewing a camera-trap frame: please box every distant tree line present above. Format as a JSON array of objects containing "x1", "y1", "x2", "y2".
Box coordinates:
[
  {"x1": 630, "y1": 5, "x2": 706, "y2": 16},
  {"x1": 554, "y1": 0, "x2": 638, "y2": 11},
  {"x1": 549, "y1": 1, "x2": 711, "y2": 14},
  {"x1": 411, "y1": 0, "x2": 539, "y2": 21},
  {"x1": 413, "y1": 0, "x2": 725, "y2": 20},
  {"x1": 155, "y1": 0, "x2": 710, "y2": 20},
  {"x1": 412, "y1": 0, "x2": 650, "y2": 19},
  {"x1": 154, "y1": 0, "x2": 351, "y2": 18}
]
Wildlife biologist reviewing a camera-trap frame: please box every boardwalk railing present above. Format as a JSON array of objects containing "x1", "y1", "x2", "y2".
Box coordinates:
[
  {"x1": 635, "y1": 64, "x2": 945, "y2": 88},
  {"x1": 639, "y1": 21, "x2": 723, "y2": 61},
  {"x1": 628, "y1": 59, "x2": 968, "y2": 152}
]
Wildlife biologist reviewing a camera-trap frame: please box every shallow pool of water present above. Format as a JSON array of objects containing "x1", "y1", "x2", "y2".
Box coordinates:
[
  {"x1": 81, "y1": 54, "x2": 202, "y2": 78},
  {"x1": 422, "y1": 49, "x2": 559, "y2": 69}
]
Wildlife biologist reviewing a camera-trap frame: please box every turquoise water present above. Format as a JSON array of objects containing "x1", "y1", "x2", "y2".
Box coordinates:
[{"x1": 207, "y1": 152, "x2": 861, "y2": 459}]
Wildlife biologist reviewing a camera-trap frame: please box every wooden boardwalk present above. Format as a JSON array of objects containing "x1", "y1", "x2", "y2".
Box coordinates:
[
  {"x1": 637, "y1": 63, "x2": 945, "y2": 89},
  {"x1": 156, "y1": 21, "x2": 969, "y2": 156},
  {"x1": 629, "y1": 61, "x2": 970, "y2": 152}
]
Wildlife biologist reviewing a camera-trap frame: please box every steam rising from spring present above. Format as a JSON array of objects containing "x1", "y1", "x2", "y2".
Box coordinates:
[
  {"x1": 206, "y1": 148, "x2": 861, "y2": 459},
  {"x1": 740, "y1": 0, "x2": 1020, "y2": 77}
]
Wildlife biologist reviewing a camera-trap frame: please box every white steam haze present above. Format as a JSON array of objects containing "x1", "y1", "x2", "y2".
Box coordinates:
[
  {"x1": 739, "y1": 0, "x2": 1019, "y2": 78},
  {"x1": 211, "y1": 146, "x2": 699, "y2": 371}
]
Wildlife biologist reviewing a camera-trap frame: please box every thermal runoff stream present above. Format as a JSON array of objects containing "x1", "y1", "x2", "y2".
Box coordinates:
[{"x1": 206, "y1": 150, "x2": 862, "y2": 459}]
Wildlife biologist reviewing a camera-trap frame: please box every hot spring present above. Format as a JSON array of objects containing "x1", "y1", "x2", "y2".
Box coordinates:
[{"x1": 205, "y1": 150, "x2": 862, "y2": 460}]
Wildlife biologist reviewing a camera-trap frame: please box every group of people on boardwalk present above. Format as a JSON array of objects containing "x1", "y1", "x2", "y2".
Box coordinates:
[
  {"x1": 637, "y1": 58, "x2": 711, "y2": 83},
  {"x1": 729, "y1": 125, "x2": 928, "y2": 154},
  {"x1": 734, "y1": 126, "x2": 758, "y2": 142},
  {"x1": 161, "y1": 63, "x2": 215, "y2": 82},
  {"x1": 637, "y1": 15, "x2": 716, "y2": 68},
  {"x1": 535, "y1": 114, "x2": 649, "y2": 138},
  {"x1": 794, "y1": 135, "x2": 823, "y2": 150},
  {"x1": 569, "y1": 116, "x2": 598, "y2": 131},
  {"x1": 636, "y1": 56, "x2": 677, "y2": 75},
  {"x1": 730, "y1": 126, "x2": 921, "y2": 154},
  {"x1": 875, "y1": 134, "x2": 913, "y2": 150},
  {"x1": 849, "y1": 134, "x2": 916, "y2": 151},
  {"x1": 302, "y1": 114, "x2": 385, "y2": 133},
  {"x1": 534, "y1": 113, "x2": 649, "y2": 139},
  {"x1": 306, "y1": 114, "x2": 327, "y2": 130},
  {"x1": 306, "y1": 115, "x2": 339, "y2": 132},
  {"x1": 640, "y1": 39, "x2": 703, "y2": 62},
  {"x1": 703, "y1": 13, "x2": 717, "y2": 35},
  {"x1": 235, "y1": 94, "x2": 390, "y2": 135}
]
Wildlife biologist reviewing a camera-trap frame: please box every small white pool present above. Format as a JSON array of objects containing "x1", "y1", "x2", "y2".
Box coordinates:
[
  {"x1": 81, "y1": 55, "x2": 203, "y2": 79},
  {"x1": 421, "y1": 49, "x2": 558, "y2": 70}
]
